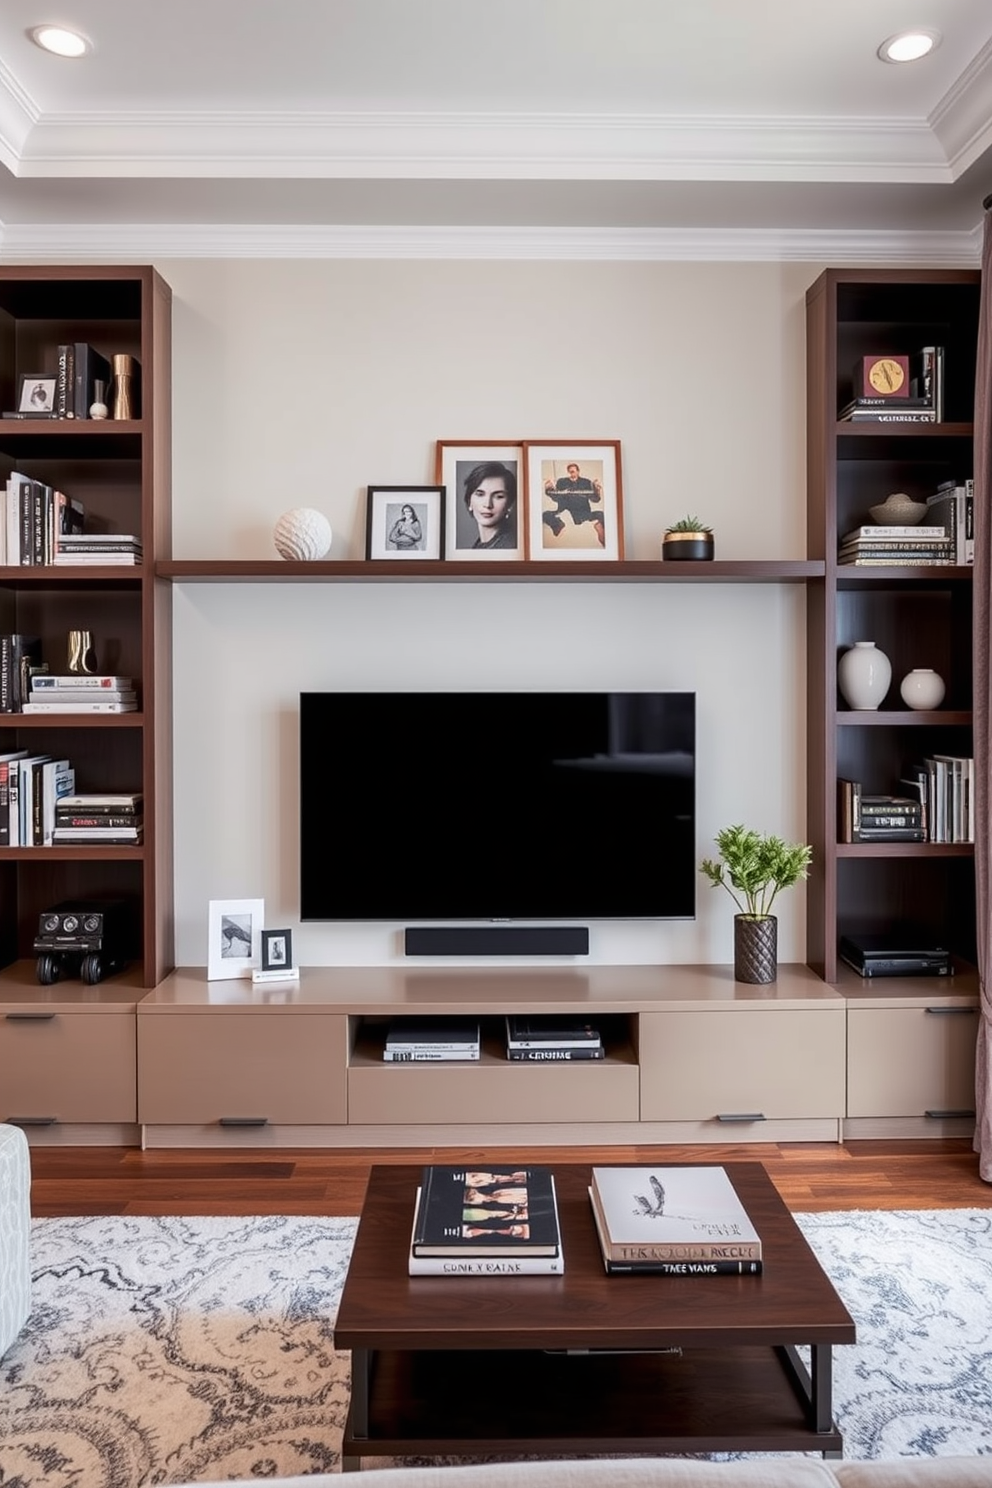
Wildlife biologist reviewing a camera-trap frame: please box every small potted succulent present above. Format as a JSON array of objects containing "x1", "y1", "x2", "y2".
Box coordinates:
[
  {"x1": 700, "y1": 824, "x2": 812, "y2": 983},
  {"x1": 662, "y1": 515, "x2": 714, "y2": 561}
]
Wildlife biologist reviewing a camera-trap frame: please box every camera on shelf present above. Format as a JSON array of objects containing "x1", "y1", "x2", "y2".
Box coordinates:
[{"x1": 33, "y1": 900, "x2": 129, "y2": 986}]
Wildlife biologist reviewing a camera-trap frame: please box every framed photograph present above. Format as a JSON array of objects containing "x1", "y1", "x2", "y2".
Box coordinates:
[
  {"x1": 435, "y1": 441, "x2": 525, "y2": 561},
  {"x1": 17, "y1": 373, "x2": 57, "y2": 415},
  {"x1": 261, "y1": 927, "x2": 293, "y2": 971},
  {"x1": 366, "y1": 486, "x2": 444, "y2": 560},
  {"x1": 524, "y1": 441, "x2": 624, "y2": 561},
  {"x1": 207, "y1": 898, "x2": 264, "y2": 981}
]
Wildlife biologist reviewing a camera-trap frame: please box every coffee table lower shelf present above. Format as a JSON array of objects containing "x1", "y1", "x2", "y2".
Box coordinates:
[{"x1": 342, "y1": 1343, "x2": 842, "y2": 1467}]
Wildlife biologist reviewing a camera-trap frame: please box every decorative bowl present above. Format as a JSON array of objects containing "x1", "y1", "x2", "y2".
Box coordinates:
[{"x1": 868, "y1": 492, "x2": 927, "y2": 526}]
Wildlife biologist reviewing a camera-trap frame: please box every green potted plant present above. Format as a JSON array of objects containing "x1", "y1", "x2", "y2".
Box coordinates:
[
  {"x1": 700, "y1": 824, "x2": 812, "y2": 983},
  {"x1": 662, "y1": 515, "x2": 714, "y2": 561}
]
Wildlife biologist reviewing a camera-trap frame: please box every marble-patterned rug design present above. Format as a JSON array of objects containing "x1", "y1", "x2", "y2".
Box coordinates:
[{"x1": 0, "y1": 1208, "x2": 990, "y2": 1485}]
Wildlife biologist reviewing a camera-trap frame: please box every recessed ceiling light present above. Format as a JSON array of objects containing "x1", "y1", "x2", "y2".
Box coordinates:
[
  {"x1": 877, "y1": 29, "x2": 940, "y2": 63},
  {"x1": 29, "y1": 24, "x2": 92, "y2": 57}
]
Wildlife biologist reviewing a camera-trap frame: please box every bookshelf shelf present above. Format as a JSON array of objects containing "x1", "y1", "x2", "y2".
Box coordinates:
[{"x1": 156, "y1": 558, "x2": 823, "y2": 583}]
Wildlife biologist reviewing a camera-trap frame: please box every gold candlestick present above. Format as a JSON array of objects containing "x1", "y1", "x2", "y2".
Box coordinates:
[{"x1": 111, "y1": 354, "x2": 137, "y2": 420}]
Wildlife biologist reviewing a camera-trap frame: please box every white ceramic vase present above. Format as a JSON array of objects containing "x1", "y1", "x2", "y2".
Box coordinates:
[
  {"x1": 273, "y1": 507, "x2": 333, "y2": 561},
  {"x1": 900, "y1": 668, "x2": 945, "y2": 710},
  {"x1": 838, "y1": 641, "x2": 892, "y2": 710}
]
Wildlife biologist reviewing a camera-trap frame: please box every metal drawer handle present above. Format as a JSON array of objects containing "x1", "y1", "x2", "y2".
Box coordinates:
[
  {"x1": 925, "y1": 1007, "x2": 976, "y2": 1016},
  {"x1": 925, "y1": 1109, "x2": 975, "y2": 1119},
  {"x1": 7, "y1": 1116, "x2": 57, "y2": 1126},
  {"x1": 218, "y1": 1116, "x2": 269, "y2": 1127},
  {"x1": 716, "y1": 1112, "x2": 767, "y2": 1123},
  {"x1": 5, "y1": 1012, "x2": 56, "y2": 1021}
]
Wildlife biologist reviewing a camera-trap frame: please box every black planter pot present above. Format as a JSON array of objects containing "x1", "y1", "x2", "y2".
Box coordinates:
[
  {"x1": 733, "y1": 914, "x2": 777, "y2": 984},
  {"x1": 662, "y1": 531, "x2": 715, "y2": 561}
]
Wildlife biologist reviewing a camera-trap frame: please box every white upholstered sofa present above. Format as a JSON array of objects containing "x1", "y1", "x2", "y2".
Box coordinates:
[
  {"x1": 0, "y1": 1123, "x2": 31, "y2": 1360},
  {"x1": 184, "y1": 1458, "x2": 992, "y2": 1487}
]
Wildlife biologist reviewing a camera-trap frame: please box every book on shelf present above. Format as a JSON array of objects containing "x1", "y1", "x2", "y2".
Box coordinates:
[
  {"x1": 837, "y1": 556, "x2": 953, "y2": 567},
  {"x1": 411, "y1": 1164, "x2": 561, "y2": 1257},
  {"x1": 913, "y1": 345, "x2": 945, "y2": 419},
  {"x1": 55, "y1": 344, "x2": 75, "y2": 418},
  {"x1": 22, "y1": 700, "x2": 137, "y2": 714},
  {"x1": 40, "y1": 759, "x2": 74, "y2": 846},
  {"x1": 838, "y1": 396, "x2": 933, "y2": 418},
  {"x1": 384, "y1": 1018, "x2": 480, "y2": 1051},
  {"x1": 589, "y1": 1165, "x2": 762, "y2": 1264},
  {"x1": 72, "y1": 343, "x2": 111, "y2": 421},
  {"x1": 841, "y1": 524, "x2": 948, "y2": 542},
  {"x1": 854, "y1": 825, "x2": 926, "y2": 842},
  {"x1": 505, "y1": 1015, "x2": 602, "y2": 1048},
  {"x1": 57, "y1": 792, "x2": 142, "y2": 810},
  {"x1": 407, "y1": 1190, "x2": 565, "y2": 1276},
  {"x1": 925, "y1": 483, "x2": 974, "y2": 565},
  {"x1": 53, "y1": 553, "x2": 142, "y2": 566},
  {"x1": 29, "y1": 689, "x2": 135, "y2": 706},
  {"x1": 840, "y1": 410, "x2": 937, "y2": 423},
  {"x1": 51, "y1": 831, "x2": 143, "y2": 844},
  {"x1": 383, "y1": 1048, "x2": 480, "y2": 1062},
  {"x1": 0, "y1": 750, "x2": 29, "y2": 847},
  {"x1": 837, "y1": 777, "x2": 860, "y2": 842},
  {"x1": 587, "y1": 1195, "x2": 761, "y2": 1276},
  {"x1": 0, "y1": 634, "x2": 42, "y2": 712},
  {"x1": 55, "y1": 813, "x2": 143, "y2": 829},
  {"x1": 507, "y1": 1046, "x2": 605, "y2": 1060},
  {"x1": 7, "y1": 753, "x2": 50, "y2": 847},
  {"x1": 838, "y1": 547, "x2": 952, "y2": 563},
  {"x1": 30, "y1": 675, "x2": 135, "y2": 691}
]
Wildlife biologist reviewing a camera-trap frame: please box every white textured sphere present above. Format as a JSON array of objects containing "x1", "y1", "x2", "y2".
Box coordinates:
[{"x1": 273, "y1": 507, "x2": 332, "y2": 561}]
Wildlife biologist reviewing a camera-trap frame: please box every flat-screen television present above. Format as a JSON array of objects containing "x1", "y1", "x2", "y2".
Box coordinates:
[{"x1": 299, "y1": 691, "x2": 695, "y2": 923}]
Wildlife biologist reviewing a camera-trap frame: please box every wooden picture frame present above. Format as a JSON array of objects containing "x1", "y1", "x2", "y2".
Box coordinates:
[
  {"x1": 261, "y1": 927, "x2": 293, "y2": 971},
  {"x1": 434, "y1": 441, "x2": 525, "y2": 561},
  {"x1": 17, "y1": 373, "x2": 57, "y2": 416},
  {"x1": 524, "y1": 441, "x2": 624, "y2": 561},
  {"x1": 366, "y1": 486, "x2": 444, "y2": 560},
  {"x1": 207, "y1": 897, "x2": 264, "y2": 980}
]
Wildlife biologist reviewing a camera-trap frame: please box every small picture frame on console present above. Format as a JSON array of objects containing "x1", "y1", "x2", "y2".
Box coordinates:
[
  {"x1": 17, "y1": 373, "x2": 57, "y2": 416},
  {"x1": 435, "y1": 441, "x2": 525, "y2": 560},
  {"x1": 524, "y1": 441, "x2": 624, "y2": 561},
  {"x1": 207, "y1": 898, "x2": 264, "y2": 981},
  {"x1": 261, "y1": 927, "x2": 293, "y2": 971},
  {"x1": 366, "y1": 485, "x2": 445, "y2": 560}
]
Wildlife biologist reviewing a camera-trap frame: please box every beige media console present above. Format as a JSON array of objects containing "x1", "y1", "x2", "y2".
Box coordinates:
[{"x1": 3, "y1": 962, "x2": 974, "y2": 1149}]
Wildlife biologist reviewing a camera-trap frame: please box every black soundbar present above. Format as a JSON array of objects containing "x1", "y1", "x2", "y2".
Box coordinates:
[{"x1": 404, "y1": 926, "x2": 589, "y2": 957}]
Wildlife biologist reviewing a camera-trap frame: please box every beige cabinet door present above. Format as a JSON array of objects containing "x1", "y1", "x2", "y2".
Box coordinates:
[
  {"x1": 847, "y1": 1005, "x2": 977, "y2": 1118},
  {"x1": 0, "y1": 1011, "x2": 136, "y2": 1123},
  {"x1": 639, "y1": 1008, "x2": 845, "y2": 1121},
  {"x1": 138, "y1": 1013, "x2": 348, "y2": 1125}
]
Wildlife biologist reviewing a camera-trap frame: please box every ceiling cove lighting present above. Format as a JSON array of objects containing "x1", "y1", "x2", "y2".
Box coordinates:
[
  {"x1": 29, "y1": 25, "x2": 91, "y2": 57},
  {"x1": 877, "y1": 30, "x2": 940, "y2": 63}
]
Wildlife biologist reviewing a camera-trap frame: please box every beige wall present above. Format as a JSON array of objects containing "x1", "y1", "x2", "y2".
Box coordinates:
[{"x1": 163, "y1": 257, "x2": 824, "y2": 966}]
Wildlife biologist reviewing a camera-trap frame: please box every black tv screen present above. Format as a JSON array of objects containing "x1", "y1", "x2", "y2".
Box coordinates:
[{"x1": 300, "y1": 692, "x2": 695, "y2": 923}]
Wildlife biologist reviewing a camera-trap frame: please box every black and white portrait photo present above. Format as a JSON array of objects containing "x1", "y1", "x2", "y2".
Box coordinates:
[
  {"x1": 436, "y1": 443, "x2": 525, "y2": 562},
  {"x1": 386, "y1": 501, "x2": 426, "y2": 552},
  {"x1": 366, "y1": 485, "x2": 444, "y2": 560},
  {"x1": 261, "y1": 927, "x2": 293, "y2": 972}
]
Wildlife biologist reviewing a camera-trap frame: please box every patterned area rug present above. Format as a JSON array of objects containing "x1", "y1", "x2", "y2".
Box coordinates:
[{"x1": 0, "y1": 1208, "x2": 990, "y2": 1485}]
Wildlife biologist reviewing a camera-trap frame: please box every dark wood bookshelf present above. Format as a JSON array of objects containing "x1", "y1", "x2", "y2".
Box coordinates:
[
  {"x1": 805, "y1": 266, "x2": 980, "y2": 983},
  {"x1": 0, "y1": 265, "x2": 172, "y2": 987}
]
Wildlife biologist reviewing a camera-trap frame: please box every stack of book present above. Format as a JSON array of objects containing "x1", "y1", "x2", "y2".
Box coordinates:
[
  {"x1": 52, "y1": 792, "x2": 143, "y2": 845},
  {"x1": 918, "y1": 756, "x2": 974, "y2": 844},
  {"x1": 409, "y1": 1163, "x2": 563, "y2": 1275},
  {"x1": 925, "y1": 480, "x2": 974, "y2": 565},
  {"x1": 837, "y1": 524, "x2": 953, "y2": 567},
  {"x1": 0, "y1": 751, "x2": 75, "y2": 846},
  {"x1": 22, "y1": 675, "x2": 137, "y2": 714},
  {"x1": 838, "y1": 782, "x2": 925, "y2": 842},
  {"x1": 588, "y1": 1165, "x2": 763, "y2": 1276},
  {"x1": 382, "y1": 1018, "x2": 480, "y2": 1061},
  {"x1": 504, "y1": 1015, "x2": 604, "y2": 1061},
  {"x1": 55, "y1": 534, "x2": 143, "y2": 566},
  {"x1": 838, "y1": 345, "x2": 943, "y2": 422},
  {"x1": 0, "y1": 633, "x2": 42, "y2": 711}
]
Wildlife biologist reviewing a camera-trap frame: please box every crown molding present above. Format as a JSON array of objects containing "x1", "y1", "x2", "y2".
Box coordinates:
[
  {"x1": 929, "y1": 35, "x2": 992, "y2": 175},
  {"x1": 0, "y1": 59, "x2": 39, "y2": 173},
  {"x1": 0, "y1": 221, "x2": 982, "y2": 265},
  {"x1": 10, "y1": 110, "x2": 953, "y2": 181}
]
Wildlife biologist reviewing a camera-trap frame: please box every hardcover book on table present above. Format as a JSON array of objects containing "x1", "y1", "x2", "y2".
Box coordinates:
[
  {"x1": 505, "y1": 1016, "x2": 602, "y2": 1048},
  {"x1": 411, "y1": 1165, "x2": 561, "y2": 1257},
  {"x1": 589, "y1": 1165, "x2": 762, "y2": 1264},
  {"x1": 408, "y1": 1190, "x2": 565, "y2": 1275}
]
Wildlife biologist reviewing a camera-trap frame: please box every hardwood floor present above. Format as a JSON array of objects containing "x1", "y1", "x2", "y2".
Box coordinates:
[{"x1": 26, "y1": 1138, "x2": 991, "y2": 1218}]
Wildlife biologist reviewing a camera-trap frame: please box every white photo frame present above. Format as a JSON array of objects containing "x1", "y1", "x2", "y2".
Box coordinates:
[
  {"x1": 435, "y1": 441, "x2": 525, "y2": 561},
  {"x1": 207, "y1": 898, "x2": 265, "y2": 980},
  {"x1": 524, "y1": 441, "x2": 624, "y2": 561}
]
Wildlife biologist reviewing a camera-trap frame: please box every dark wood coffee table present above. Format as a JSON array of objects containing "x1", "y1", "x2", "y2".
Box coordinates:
[{"x1": 334, "y1": 1162, "x2": 855, "y2": 1469}]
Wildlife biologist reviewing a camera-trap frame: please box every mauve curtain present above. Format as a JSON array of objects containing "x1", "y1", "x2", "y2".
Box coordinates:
[{"x1": 974, "y1": 203, "x2": 992, "y2": 1181}]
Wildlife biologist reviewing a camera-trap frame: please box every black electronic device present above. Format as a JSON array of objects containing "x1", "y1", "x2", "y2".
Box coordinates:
[
  {"x1": 839, "y1": 933, "x2": 952, "y2": 979},
  {"x1": 299, "y1": 691, "x2": 696, "y2": 924},
  {"x1": 33, "y1": 899, "x2": 130, "y2": 985}
]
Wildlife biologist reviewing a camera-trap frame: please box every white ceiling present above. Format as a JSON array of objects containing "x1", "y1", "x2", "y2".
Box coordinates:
[{"x1": 1, "y1": 0, "x2": 991, "y2": 261}]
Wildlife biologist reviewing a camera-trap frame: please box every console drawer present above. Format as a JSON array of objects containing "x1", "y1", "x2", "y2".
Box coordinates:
[{"x1": 0, "y1": 1010, "x2": 136, "y2": 1124}]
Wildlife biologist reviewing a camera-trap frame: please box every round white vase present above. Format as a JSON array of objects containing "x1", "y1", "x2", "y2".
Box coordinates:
[
  {"x1": 900, "y1": 668, "x2": 945, "y2": 710},
  {"x1": 838, "y1": 641, "x2": 892, "y2": 710}
]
